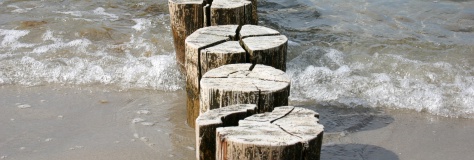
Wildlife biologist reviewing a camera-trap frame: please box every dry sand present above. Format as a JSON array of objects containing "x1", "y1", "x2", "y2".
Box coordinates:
[{"x1": 1, "y1": 85, "x2": 474, "y2": 160}]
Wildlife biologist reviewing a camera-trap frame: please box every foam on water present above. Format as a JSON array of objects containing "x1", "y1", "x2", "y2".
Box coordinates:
[
  {"x1": 93, "y1": 7, "x2": 119, "y2": 21},
  {"x1": 0, "y1": 53, "x2": 182, "y2": 91},
  {"x1": 0, "y1": 2, "x2": 182, "y2": 91},
  {"x1": 132, "y1": 19, "x2": 152, "y2": 31},
  {"x1": 0, "y1": 29, "x2": 35, "y2": 49},
  {"x1": 1, "y1": 0, "x2": 473, "y2": 118},
  {"x1": 288, "y1": 47, "x2": 474, "y2": 118}
]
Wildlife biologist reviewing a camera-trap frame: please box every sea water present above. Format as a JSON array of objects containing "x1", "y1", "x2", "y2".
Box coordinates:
[{"x1": 0, "y1": 0, "x2": 473, "y2": 119}]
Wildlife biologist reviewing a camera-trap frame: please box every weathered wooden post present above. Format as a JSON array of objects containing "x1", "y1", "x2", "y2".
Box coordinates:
[
  {"x1": 196, "y1": 104, "x2": 257, "y2": 160},
  {"x1": 168, "y1": 0, "x2": 205, "y2": 71},
  {"x1": 240, "y1": 25, "x2": 288, "y2": 71},
  {"x1": 185, "y1": 25, "x2": 288, "y2": 127},
  {"x1": 185, "y1": 25, "x2": 239, "y2": 127},
  {"x1": 216, "y1": 106, "x2": 324, "y2": 160},
  {"x1": 168, "y1": 0, "x2": 258, "y2": 71},
  {"x1": 210, "y1": 0, "x2": 252, "y2": 26},
  {"x1": 200, "y1": 64, "x2": 290, "y2": 114}
]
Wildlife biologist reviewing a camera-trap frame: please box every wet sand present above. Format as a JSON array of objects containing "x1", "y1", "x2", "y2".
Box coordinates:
[{"x1": 1, "y1": 85, "x2": 474, "y2": 160}]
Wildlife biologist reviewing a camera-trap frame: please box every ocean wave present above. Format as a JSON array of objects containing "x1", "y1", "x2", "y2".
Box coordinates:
[{"x1": 288, "y1": 47, "x2": 474, "y2": 118}]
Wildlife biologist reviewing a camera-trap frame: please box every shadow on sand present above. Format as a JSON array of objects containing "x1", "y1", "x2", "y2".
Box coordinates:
[
  {"x1": 297, "y1": 103, "x2": 398, "y2": 160},
  {"x1": 297, "y1": 103, "x2": 394, "y2": 133}
]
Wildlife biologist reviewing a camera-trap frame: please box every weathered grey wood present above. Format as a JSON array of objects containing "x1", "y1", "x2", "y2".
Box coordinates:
[
  {"x1": 185, "y1": 25, "x2": 288, "y2": 128},
  {"x1": 169, "y1": 0, "x2": 259, "y2": 72},
  {"x1": 247, "y1": 0, "x2": 258, "y2": 25},
  {"x1": 200, "y1": 41, "x2": 246, "y2": 75},
  {"x1": 203, "y1": 4, "x2": 210, "y2": 27},
  {"x1": 196, "y1": 104, "x2": 257, "y2": 160},
  {"x1": 185, "y1": 25, "x2": 239, "y2": 128},
  {"x1": 239, "y1": 24, "x2": 280, "y2": 39},
  {"x1": 210, "y1": 0, "x2": 253, "y2": 26},
  {"x1": 168, "y1": 0, "x2": 205, "y2": 72},
  {"x1": 216, "y1": 106, "x2": 324, "y2": 160},
  {"x1": 200, "y1": 64, "x2": 290, "y2": 114},
  {"x1": 241, "y1": 34, "x2": 288, "y2": 71}
]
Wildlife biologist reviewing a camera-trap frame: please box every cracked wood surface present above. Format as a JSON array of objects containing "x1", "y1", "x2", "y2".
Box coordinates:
[
  {"x1": 200, "y1": 64, "x2": 290, "y2": 114},
  {"x1": 196, "y1": 104, "x2": 257, "y2": 160},
  {"x1": 241, "y1": 35, "x2": 288, "y2": 71},
  {"x1": 168, "y1": 0, "x2": 257, "y2": 71},
  {"x1": 185, "y1": 25, "x2": 239, "y2": 127},
  {"x1": 185, "y1": 25, "x2": 288, "y2": 128},
  {"x1": 169, "y1": 0, "x2": 205, "y2": 71},
  {"x1": 211, "y1": 0, "x2": 253, "y2": 26},
  {"x1": 216, "y1": 106, "x2": 324, "y2": 160}
]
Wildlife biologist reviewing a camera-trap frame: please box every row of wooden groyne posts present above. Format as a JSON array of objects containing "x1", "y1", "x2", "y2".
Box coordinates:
[{"x1": 168, "y1": 0, "x2": 324, "y2": 159}]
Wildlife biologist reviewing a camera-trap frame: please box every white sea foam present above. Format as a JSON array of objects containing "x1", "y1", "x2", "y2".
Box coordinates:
[
  {"x1": 93, "y1": 7, "x2": 119, "y2": 21},
  {"x1": 0, "y1": 52, "x2": 182, "y2": 90},
  {"x1": 7, "y1": 5, "x2": 32, "y2": 13},
  {"x1": 0, "y1": 27, "x2": 182, "y2": 90},
  {"x1": 288, "y1": 46, "x2": 474, "y2": 118},
  {"x1": 132, "y1": 19, "x2": 152, "y2": 31},
  {"x1": 0, "y1": 29, "x2": 35, "y2": 49},
  {"x1": 53, "y1": 11, "x2": 83, "y2": 17}
]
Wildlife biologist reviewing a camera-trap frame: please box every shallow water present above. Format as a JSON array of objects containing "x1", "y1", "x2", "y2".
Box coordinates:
[
  {"x1": 1, "y1": 0, "x2": 474, "y2": 159},
  {"x1": 262, "y1": 0, "x2": 474, "y2": 118},
  {"x1": 0, "y1": 85, "x2": 195, "y2": 160},
  {"x1": 1, "y1": 0, "x2": 473, "y2": 117}
]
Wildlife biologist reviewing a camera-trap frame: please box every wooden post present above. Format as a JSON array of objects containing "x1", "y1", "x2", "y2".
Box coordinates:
[
  {"x1": 185, "y1": 25, "x2": 288, "y2": 128},
  {"x1": 246, "y1": 0, "x2": 258, "y2": 25},
  {"x1": 216, "y1": 106, "x2": 324, "y2": 160},
  {"x1": 200, "y1": 64, "x2": 290, "y2": 114},
  {"x1": 168, "y1": 0, "x2": 258, "y2": 72},
  {"x1": 240, "y1": 25, "x2": 288, "y2": 71},
  {"x1": 168, "y1": 0, "x2": 205, "y2": 71},
  {"x1": 210, "y1": 0, "x2": 253, "y2": 26},
  {"x1": 200, "y1": 41, "x2": 247, "y2": 74},
  {"x1": 196, "y1": 104, "x2": 257, "y2": 160},
  {"x1": 185, "y1": 25, "x2": 239, "y2": 127}
]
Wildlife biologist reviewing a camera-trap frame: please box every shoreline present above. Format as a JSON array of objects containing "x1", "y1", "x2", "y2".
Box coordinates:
[{"x1": 1, "y1": 85, "x2": 474, "y2": 159}]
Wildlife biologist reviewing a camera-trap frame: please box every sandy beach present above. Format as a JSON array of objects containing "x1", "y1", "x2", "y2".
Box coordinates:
[
  {"x1": 1, "y1": 85, "x2": 474, "y2": 160},
  {"x1": 1, "y1": 0, "x2": 474, "y2": 159}
]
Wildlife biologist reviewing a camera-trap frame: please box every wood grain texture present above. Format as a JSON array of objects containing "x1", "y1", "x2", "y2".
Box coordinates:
[
  {"x1": 185, "y1": 25, "x2": 288, "y2": 128},
  {"x1": 210, "y1": 0, "x2": 253, "y2": 26},
  {"x1": 185, "y1": 25, "x2": 239, "y2": 127},
  {"x1": 241, "y1": 35, "x2": 288, "y2": 71},
  {"x1": 196, "y1": 104, "x2": 257, "y2": 160},
  {"x1": 216, "y1": 106, "x2": 324, "y2": 160},
  {"x1": 200, "y1": 41, "x2": 247, "y2": 74},
  {"x1": 200, "y1": 64, "x2": 290, "y2": 114},
  {"x1": 169, "y1": 0, "x2": 258, "y2": 72},
  {"x1": 169, "y1": 0, "x2": 205, "y2": 71}
]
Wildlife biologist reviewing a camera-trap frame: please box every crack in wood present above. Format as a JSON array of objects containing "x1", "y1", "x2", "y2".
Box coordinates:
[
  {"x1": 270, "y1": 106, "x2": 295, "y2": 123},
  {"x1": 274, "y1": 123, "x2": 303, "y2": 139}
]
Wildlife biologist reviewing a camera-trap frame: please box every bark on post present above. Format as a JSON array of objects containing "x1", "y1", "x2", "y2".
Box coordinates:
[
  {"x1": 200, "y1": 41, "x2": 247, "y2": 74},
  {"x1": 169, "y1": 0, "x2": 259, "y2": 72},
  {"x1": 185, "y1": 25, "x2": 240, "y2": 127},
  {"x1": 196, "y1": 104, "x2": 257, "y2": 160},
  {"x1": 185, "y1": 25, "x2": 288, "y2": 128},
  {"x1": 210, "y1": 0, "x2": 253, "y2": 26},
  {"x1": 216, "y1": 106, "x2": 324, "y2": 160},
  {"x1": 240, "y1": 36, "x2": 288, "y2": 71},
  {"x1": 246, "y1": 0, "x2": 258, "y2": 25},
  {"x1": 200, "y1": 64, "x2": 290, "y2": 114},
  {"x1": 168, "y1": 0, "x2": 205, "y2": 71}
]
